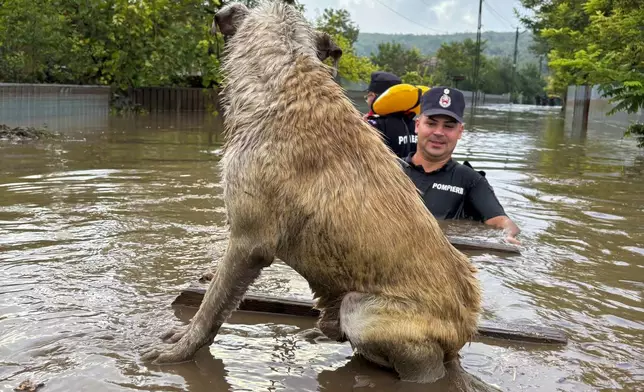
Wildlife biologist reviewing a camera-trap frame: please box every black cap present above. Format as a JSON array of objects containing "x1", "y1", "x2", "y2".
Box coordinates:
[
  {"x1": 419, "y1": 86, "x2": 465, "y2": 123},
  {"x1": 367, "y1": 71, "x2": 401, "y2": 95}
]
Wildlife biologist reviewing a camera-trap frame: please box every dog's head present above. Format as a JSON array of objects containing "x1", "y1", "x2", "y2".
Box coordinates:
[
  {"x1": 211, "y1": 2, "x2": 343, "y2": 72},
  {"x1": 211, "y1": 3, "x2": 249, "y2": 39}
]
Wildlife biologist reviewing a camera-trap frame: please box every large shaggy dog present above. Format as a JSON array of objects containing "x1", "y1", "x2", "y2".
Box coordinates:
[{"x1": 143, "y1": 1, "x2": 481, "y2": 383}]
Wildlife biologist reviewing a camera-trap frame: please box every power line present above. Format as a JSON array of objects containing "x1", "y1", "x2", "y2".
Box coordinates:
[
  {"x1": 483, "y1": 2, "x2": 515, "y2": 30},
  {"x1": 486, "y1": 1, "x2": 516, "y2": 28},
  {"x1": 373, "y1": 0, "x2": 442, "y2": 34}
]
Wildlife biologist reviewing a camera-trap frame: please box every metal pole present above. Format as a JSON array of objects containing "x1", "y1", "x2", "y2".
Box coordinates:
[
  {"x1": 472, "y1": 0, "x2": 483, "y2": 110},
  {"x1": 510, "y1": 27, "x2": 519, "y2": 103}
]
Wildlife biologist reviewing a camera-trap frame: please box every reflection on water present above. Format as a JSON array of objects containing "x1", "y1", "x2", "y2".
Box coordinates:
[{"x1": 0, "y1": 106, "x2": 642, "y2": 391}]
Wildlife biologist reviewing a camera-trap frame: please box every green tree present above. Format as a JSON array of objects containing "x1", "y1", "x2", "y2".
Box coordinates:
[
  {"x1": 519, "y1": 0, "x2": 644, "y2": 143},
  {"x1": 370, "y1": 42, "x2": 425, "y2": 78},
  {"x1": 0, "y1": 0, "x2": 83, "y2": 83},
  {"x1": 0, "y1": 0, "x2": 224, "y2": 88},
  {"x1": 479, "y1": 57, "x2": 513, "y2": 95},
  {"x1": 517, "y1": 63, "x2": 547, "y2": 103},
  {"x1": 315, "y1": 8, "x2": 359, "y2": 45},
  {"x1": 90, "y1": 0, "x2": 224, "y2": 89},
  {"x1": 330, "y1": 35, "x2": 376, "y2": 83},
  {"x1": 433, "y1": 39, "x2": 486, "y2": 91},
  {"x1": 401, "y1": 71, "x2": 434, "y2": 86}
]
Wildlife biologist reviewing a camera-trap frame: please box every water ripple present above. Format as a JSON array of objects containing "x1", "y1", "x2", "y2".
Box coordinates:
[{"x1": 1, "y1": 108, "x2": 643, "y2": 391}]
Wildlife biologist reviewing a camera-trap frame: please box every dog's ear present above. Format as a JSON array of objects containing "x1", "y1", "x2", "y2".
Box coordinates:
[
  {"x1": 212, "y1": 3, "x2": 250, "y2": 37},
  {"x1": 314, "y1": 32, "x2": 343, "y2": 77},
  {"x1": 314, "y1": 32, "x2": 343, "y2": 62}
]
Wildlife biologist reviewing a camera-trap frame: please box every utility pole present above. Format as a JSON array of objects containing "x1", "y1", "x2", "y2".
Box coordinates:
[
  {"x1": 471, "y1": 0, "x2": 483, "y2": 110},
  {"x1": 510, "y1": 27, "x2": 519, "y2": 103}
]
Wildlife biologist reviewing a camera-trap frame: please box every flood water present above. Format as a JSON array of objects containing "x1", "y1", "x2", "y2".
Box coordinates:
[{"x1": 1, "y1": 105, "x2": 642, "y2": 392}]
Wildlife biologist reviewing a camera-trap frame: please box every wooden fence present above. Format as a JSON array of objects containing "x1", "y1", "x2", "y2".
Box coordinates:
[
  {"x1": 127, "y1": 87, "x2": 219, "y2": 112},
  {"x1": 0, "y1": 83, "x2": 110, "y2": 131}
]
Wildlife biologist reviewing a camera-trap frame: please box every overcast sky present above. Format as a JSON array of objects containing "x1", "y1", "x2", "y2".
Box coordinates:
[{"x1": 298, "y1": 0, "x2": 529, "y2": 35}]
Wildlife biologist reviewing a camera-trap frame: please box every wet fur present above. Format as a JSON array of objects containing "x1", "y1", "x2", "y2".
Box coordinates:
[{"x1": 143, "y1": 0, "x2": 481, "y2": 383}]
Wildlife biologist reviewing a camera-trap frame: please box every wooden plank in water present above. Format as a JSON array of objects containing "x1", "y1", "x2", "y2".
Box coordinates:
[
  {"x1": 173, "y1": 283, "x2": 567, "y2": 345},
  {"x1": 446, "y1": 236, "x2": 521, "y2": 254}
]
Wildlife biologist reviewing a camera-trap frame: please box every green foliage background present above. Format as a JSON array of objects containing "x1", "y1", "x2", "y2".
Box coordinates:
[
  {"x1": 0, "y1": 1, "x2": 546, "y2": 102},
  {"x1": 519, "y1": 0, "x2": 644, "y2": 143},
  {"x1": 355, "y1": 31, "x2": 539, "y2": 66},
  {"x1": 0, "y1": 0, "x2": 224, "y2": 89}
]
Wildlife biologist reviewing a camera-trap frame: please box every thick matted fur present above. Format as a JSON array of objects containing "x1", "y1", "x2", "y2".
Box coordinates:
[{"x1": 143, "y1": 1, "x2": 481, "y2": 384}]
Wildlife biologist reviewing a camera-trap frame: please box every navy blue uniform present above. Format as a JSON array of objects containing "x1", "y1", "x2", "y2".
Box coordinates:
[
  {"x1": 400, "y1": 155, "x2": 506, "y2": 222},
  {"x1": 367, "y1": 113, "x2": 417, "y2": 158}
]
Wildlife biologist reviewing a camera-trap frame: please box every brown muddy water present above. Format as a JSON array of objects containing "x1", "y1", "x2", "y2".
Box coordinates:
[{"x1": 1, "y1": 105, "x2": 642, "y2": 392}]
